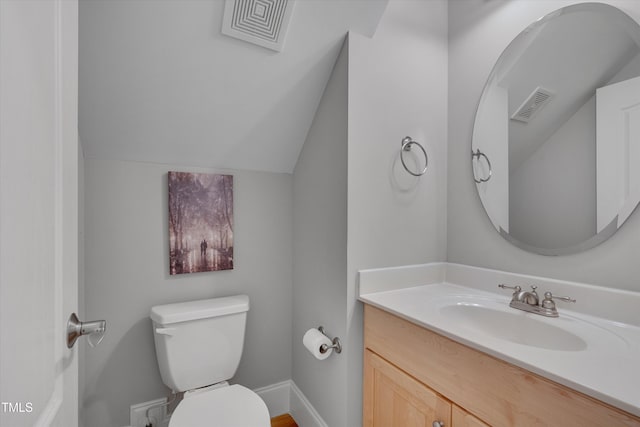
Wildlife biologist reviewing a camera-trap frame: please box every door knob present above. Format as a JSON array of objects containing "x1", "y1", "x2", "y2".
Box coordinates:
[
  {"x1": 433, "y1": 421, "x2": 445, "y2": 427},
  {"x1": 67, "y1": 313, "x2": 106, "y2": 348}
]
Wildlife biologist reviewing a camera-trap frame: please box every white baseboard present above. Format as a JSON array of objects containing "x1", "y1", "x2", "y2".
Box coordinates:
[
  {"x1": 253, "y1": 380, "x2": 291, "y2": 418},
  {"x1": 254, "y1": 380, "x2": 328, "y2": 427},
  {"x1": 288, "y1": 381, "x2": 328, "y2": 427}
]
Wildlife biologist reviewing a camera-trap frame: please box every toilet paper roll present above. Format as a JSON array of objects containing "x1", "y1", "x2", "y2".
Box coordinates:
[{"x1": 303, "y1": 328, "x2": 333, "y2": 360}]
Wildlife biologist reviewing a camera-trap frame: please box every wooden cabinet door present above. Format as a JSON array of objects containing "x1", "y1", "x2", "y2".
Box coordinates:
[
  {"x1": 364, "y1": 349, "x2": 451, "y2": 427},
  {"x1": 452, "y1": 405, "x2": 490, "y2": 427}
]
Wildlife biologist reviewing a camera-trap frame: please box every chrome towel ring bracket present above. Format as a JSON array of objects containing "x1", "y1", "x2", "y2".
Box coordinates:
[
  {"x1": 400, "y1": 136, "x2": 428, "y2": 177},
  {"x1": 472, "y1": 148, "x2": 492, "y2": 183}
]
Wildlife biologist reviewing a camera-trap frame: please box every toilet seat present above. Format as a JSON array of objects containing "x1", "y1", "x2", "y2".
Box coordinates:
[{"x1": 169, "y1": 384, "x2": 270, "y2": 427}]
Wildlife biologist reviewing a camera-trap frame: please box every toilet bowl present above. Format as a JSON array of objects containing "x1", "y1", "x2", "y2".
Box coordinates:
[
  {"x1": 150, "y1": 295, "x2": 270, "y2": 426},
  {"x1": 169, "y1": 384, "x2": 269, "y2": 427}
]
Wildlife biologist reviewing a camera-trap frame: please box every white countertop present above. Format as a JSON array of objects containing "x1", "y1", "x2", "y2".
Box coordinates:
[{"x1": 358, "y1": 263, "x2": 640, "y2": 417}]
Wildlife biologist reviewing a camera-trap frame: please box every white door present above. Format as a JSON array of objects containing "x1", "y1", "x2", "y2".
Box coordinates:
[
  {"x1": 596, "y1": 75, "x2": 640, "y2": 233},
  {"x1": 0, "y1": 1, "x2": 79, "y2": 426}
]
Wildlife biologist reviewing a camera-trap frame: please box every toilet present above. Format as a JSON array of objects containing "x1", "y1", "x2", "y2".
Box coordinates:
[{"x1": 150, "y1": 294, "x2": 270, "y2": 427}]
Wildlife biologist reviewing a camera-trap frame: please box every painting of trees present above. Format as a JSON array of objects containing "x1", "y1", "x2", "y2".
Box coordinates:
[{"x1": 168, "y1": 171, "x2": 233, "y2": 275}]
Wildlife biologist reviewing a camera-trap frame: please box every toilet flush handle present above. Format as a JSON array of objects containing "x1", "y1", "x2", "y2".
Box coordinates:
[{"x1": 155, "y1": 327, "x2": 176, "y2": 336}]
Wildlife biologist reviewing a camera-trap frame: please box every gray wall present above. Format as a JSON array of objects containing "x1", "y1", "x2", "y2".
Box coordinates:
[
  {"x1": 292, "y1": 2, "x2": 449, "y2": 424},
  {"x1": 509, "y1": 96, "x2": 596, "y2": 250},
  {"x1": 83, "y1": 158, "x2": 292, "y2": 427},
  {"x1": 292, "y1": 40, "x2": 348, "y2": 427},
  {"x1": 448, "y1": 0, "x2": 640, "y2": 292},
  {"x1": 346, "y1": 1, "x2": 448, "y2": 426},
  {"x1": 79, "y1": 3, "x2": 640, "y2": 427}
]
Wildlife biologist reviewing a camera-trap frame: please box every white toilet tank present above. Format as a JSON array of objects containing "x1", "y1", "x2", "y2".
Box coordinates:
[{"x1": 150, "y1": 295, "x2": 249, "y2": 392}]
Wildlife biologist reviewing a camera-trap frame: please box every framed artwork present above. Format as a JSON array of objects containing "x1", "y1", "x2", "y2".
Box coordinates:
[{"x1": 168, "y1": 171, "x2": 234, "y2": 275}]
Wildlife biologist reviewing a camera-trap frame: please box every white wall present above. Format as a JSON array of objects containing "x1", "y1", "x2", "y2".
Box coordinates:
[
  {"x1": 292, "y1": 39, "x2": 348, "y2": 427},
  {"x1": 83, "y1": 158, "x2": 292, "y2": 427},
  {"x1": 448, "y1": 0, "x2": 640, "y2": 291},
  {"x1": 347, "y1": 1, "x2": 448, "y2": 426}
]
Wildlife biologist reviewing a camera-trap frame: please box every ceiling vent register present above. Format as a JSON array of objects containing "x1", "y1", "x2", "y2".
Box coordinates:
[
  {"x1": 222, "y1": 0, "x2": 295, "y2": 52},
  {"x1": 511, "y1": 86, "x2": 555, "y2": 123}
]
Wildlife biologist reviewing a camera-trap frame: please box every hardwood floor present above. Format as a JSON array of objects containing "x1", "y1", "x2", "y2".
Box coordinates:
[{"x1": 270, "y1": 413, "x2": 298, "y2": 427}]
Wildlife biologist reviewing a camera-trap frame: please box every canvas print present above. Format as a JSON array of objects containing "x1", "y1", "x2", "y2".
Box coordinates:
[{"x1": 168, "y1": 171, "x2": 233, "y2": 275}]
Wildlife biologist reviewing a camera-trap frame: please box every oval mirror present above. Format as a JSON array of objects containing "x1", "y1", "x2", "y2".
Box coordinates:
[{"x1": 472, "y1": 3, "x2": 640, "y2": 255}]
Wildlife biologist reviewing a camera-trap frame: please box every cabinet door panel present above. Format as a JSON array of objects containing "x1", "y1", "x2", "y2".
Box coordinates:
[
  {"x1": 452, "y1": 405, "x2": 490, "y2": 427},
  {"x1": 364, "y1": 349, "x2": 450, "y2": 427}
]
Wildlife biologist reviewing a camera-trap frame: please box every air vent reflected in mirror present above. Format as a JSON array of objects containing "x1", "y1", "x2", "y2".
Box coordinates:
[{"x1": 511, "y1": 87, "x2": 555, "y2": 123}]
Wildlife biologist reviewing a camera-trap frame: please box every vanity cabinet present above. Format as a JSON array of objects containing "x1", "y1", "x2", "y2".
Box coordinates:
[
  {"x1": 363, "y1": 304, "x2": 640, "y2": 427},
  {"x1": 364, "y1": 349, "x2": 451, "y2": 427},
  {"x1": 452, "y1": 405, "x2": 489, "y2": 427},
  {"x1": 364, "y1": 348, "x2": 487, "y2": 427}
]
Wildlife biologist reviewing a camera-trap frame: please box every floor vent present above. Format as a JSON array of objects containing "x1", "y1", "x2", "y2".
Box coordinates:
[
  {"x1": 222, "y1": 0, "x2": 295, "y2": 52},
  {"x1": 511, "y1": 86, "x2": 554, "y2": 123}
]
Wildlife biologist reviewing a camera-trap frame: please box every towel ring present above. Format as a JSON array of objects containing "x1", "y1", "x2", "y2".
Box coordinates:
[
  {"x1": 472, "y1": 148, "x2": 492, "y2": 183},
  {"x1": 400, "y1": 136, "x2": 428, "y2": 177}
]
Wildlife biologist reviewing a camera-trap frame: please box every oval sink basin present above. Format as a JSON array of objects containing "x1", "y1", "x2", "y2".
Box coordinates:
[{"x1": 440, "y1": 303, "x2": 587, "y2": 351}]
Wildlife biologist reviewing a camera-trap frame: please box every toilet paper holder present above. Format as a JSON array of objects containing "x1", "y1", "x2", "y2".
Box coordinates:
[{"x1": 317, "y1": 326, "x2": 342, "y2": 354}]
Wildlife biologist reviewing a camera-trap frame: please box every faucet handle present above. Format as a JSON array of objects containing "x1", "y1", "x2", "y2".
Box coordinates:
[
  {"x1": 498, "y1": 284, "x2": 521, "y2": 292},
  {"x1": 542, "y1": 291, "x2": 576, "y2": 306}
]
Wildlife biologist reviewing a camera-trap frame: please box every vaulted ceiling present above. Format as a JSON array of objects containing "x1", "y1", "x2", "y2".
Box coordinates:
[{"x1": 79, "y1": 0, "x2": 388, "y2": 174}]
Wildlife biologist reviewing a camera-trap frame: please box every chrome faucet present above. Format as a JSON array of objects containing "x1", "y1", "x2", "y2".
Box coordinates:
[{"x1": 498, "y1": 284, "x2": 575, "y2": 317}]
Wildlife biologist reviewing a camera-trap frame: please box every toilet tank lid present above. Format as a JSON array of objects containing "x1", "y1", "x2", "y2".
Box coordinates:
[{"x1": 150, "y1": 295, "x2": 249, "y2": 325}]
